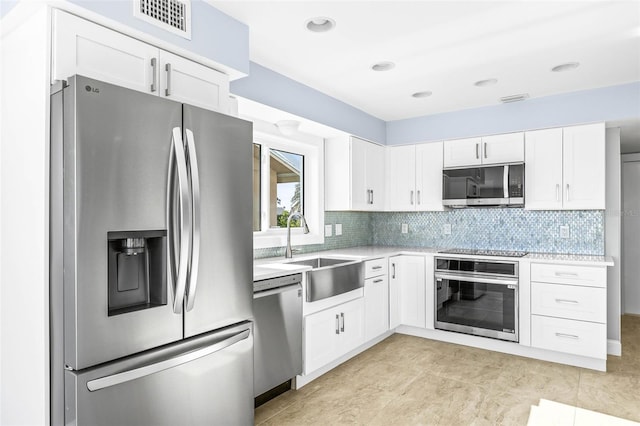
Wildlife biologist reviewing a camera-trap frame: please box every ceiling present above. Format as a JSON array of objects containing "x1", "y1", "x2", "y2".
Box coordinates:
[{"x1": 209, "y1": 0, "x2": 640, "y2": 149}]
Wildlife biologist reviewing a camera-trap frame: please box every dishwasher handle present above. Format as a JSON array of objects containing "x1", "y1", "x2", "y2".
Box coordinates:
[{"x1": 253, "y1": 283, "x2": 301, "y2": 299}]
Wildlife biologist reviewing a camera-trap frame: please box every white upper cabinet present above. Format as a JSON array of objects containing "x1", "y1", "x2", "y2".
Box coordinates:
[
  {"x1": 526, "y1": 123, "x2": 605, "y2": 210},
  {"x1": 386, "y1": 142, "x2": 444, "y2": 211},
  {"x1": 52, "y1": 10, "x2": 229, "y2": 114},
  {"x1": 443, "y1": 137, "x2": 482, "y2": 167},
  {"x1": 52, "y1": 10, "x2": 158, "y2": 94},
  {"x1": 525, "y1": 128, "x2": 564, "y2": 209},
  {"x1": 443, "y1": 133, "x2": 524, "y2": 167},
  {"x1": 325, "y1": 136, "x2": 385, "y2": 211},
  {"x1": 562, "y1": 123, "x2": 606, "y2": 210},
  {"x1": 158, "y1": 51, "x2": 229, "y2": 112}
]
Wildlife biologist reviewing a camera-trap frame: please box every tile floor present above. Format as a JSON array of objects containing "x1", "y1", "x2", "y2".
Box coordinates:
[{"x1": 255, "y1": 315, "x2": 640, "y2": 425}]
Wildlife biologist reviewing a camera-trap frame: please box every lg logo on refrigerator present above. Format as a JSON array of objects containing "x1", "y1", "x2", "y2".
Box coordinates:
[{"x1": 85, "y1": 85, "x2": 99, "y2": 94}]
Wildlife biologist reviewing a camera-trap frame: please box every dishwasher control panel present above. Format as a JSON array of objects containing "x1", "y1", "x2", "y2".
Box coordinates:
[{"x1": 253, "y1": 273, "x2": 302, "y2": 293}]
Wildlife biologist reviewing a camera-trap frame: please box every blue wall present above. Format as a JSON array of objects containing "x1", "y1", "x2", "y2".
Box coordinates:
[
  {"x1": 231, "y1": 62, "x2": 387, "y2": 144},
  {"x1": 387, "y1": 82, "x2": 640, "y2": 145}
]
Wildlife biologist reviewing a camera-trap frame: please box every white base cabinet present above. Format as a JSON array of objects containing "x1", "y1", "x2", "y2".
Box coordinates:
[
  {"x1": 52, "y1": 10, "x2": 229, "y2": 113},
  {"x1": 364, "y1": 258, "x2": 389, "y2": 341},
  {"x1": 530, "y1": 263, "x2": 607, "y2": 359},
  {"x1": 303, "y1": 298, "x2": 365, "y2": 374},
  {"x1": 389, "y1": 255, "x2": 426, "y2": 329}
]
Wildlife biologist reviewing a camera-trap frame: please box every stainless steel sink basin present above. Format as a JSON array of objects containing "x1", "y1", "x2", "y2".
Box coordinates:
[{"x1": 285, "y1": 257, "x2": 364, "y2": 302}]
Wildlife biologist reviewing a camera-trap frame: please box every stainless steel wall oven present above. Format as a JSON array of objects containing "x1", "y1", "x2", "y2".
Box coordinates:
[{"x1": 435, "y1": 256, "x2": 519, "y2": 342}]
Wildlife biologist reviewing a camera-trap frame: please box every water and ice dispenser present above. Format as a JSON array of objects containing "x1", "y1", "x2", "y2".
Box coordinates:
[{"x1": 107, "y1": 230, "x2": 167, "y2": 316}]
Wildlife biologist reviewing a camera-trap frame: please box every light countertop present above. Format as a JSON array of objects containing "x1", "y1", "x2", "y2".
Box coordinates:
[{"x1": 253, "y1": 246, "x2": 613, "y2": 281}]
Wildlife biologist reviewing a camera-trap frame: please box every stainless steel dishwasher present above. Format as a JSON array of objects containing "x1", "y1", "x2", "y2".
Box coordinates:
[{"x1": 253, "y1": 273, "x2": 303, "y2": 405}]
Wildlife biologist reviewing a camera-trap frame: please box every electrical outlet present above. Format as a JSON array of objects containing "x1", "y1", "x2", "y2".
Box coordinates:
[
  {"x1": 401, "y1": 223, "x2": 408, "y2": 234},
  {"x1": 443, "y1": 224, "x2": 452, "y2": 235},
  {"x1": 560, "y1": 225, "x2": 570, "y2": 239},
  {"x1": 324, "y1": 224, "x2": 333, "y2": 237},
  {"x1": 335, "y1": 224, "x2": 342, "y2": 236}
]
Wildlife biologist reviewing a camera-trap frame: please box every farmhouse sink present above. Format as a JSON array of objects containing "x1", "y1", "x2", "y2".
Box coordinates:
[{"x1": 285, "y1": 256, "x2": 364, "y2": 302}]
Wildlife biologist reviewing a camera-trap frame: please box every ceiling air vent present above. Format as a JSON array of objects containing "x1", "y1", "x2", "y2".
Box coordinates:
[
  {"x1": 499, "y1": 93, "x2": 530, "y2": 103},
  {"x1": 134, "y1": 0, "x2": 192, "y2": 40}
]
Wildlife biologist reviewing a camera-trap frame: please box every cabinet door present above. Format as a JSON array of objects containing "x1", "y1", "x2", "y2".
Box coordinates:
[
  {"x1": 388, "y1": 257, "x2": 401, "y2": 329},
  {"x1": 367, "y1": 142, "x2": 386, "y2": 210},
  {"x1": 562, "y1": 123, "x2": 606, "y2": 209},
  {"x1": 159, "y1": 50, "x2": 229, "y2": 113},
  {"x1": 338, "y1": 298, "x2": 366, "y2": 355},
  {"x1": 364, "y1": 276, "x2": 389, "y2": 341},
  {"x1": 397, "y1": 256, "x2": 426, "y2": 328},
  {"x1": 304, "y1": 306, "x2": 340, "y2": 374},
  {"x1": 481, "y1": 132, "x2": 524, "y2": 164},
  {"x1": 52, "y1": 10, "x2": 158, "y2": 94},
  {"x1": 525, "y1": 128, "x2": 563, "y2": 210},
  {"x1": 443, "y1": 137, "x2": 482, "y2": 167},
  {"x1": 386, "y1": 146, "x2": 416, "y2": 211},
  {"x1": 350, "y1": 137, "x2": 369, "y2": 210},
  {"x1": 415, "y1": 142, "x2": 444, "y2": 211}
]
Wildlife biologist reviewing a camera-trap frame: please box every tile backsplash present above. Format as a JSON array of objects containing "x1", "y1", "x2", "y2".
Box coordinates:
[{"x1": 253, "y1": 209, "x2": 604, "y2": 259}]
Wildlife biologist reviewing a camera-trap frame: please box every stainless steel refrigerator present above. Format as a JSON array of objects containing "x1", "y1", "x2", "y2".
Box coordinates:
[{"x1": 50, "y1": 75, "x2": 254, "y2": 425}]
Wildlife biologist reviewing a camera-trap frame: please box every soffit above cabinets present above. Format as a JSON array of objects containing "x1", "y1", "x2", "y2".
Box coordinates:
[{"x1": 208, "y1": 1, "x2": 640, "y2": 121}]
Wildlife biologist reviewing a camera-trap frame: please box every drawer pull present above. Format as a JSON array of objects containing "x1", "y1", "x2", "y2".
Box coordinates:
[
  {"x1": 555, "y1": 298, "x2": 579, "y2": 305},
  {"x1": 555, "y1": 272, "x2": 579, "y2": 277},
  {"x1": 555, "y1": 332, "x2": 579, "y2": 340},
  {"x1": 335, "y1": 314, "x2": 340, "y2": 334},
  {"x1": 373, "y1": 279, "x2": 383, "y2": 283},
  {"x1": 372, "y1": 266, "x2": 383, "y2": 270}
]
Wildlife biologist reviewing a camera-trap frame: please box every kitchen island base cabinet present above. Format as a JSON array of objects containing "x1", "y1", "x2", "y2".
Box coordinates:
[{"x1": 303, "y1": 298, "x2": 365, "y2": 375}]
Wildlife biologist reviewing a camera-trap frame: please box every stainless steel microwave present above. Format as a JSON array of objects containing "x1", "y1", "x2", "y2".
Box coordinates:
[{"x1": 442, "y1": 163, "x2": 524, "y2": 208}]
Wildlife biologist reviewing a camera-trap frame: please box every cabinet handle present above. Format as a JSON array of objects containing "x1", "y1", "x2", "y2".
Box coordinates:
[
  {"x1": 475, "y1": 143, "x2": 479, "y2": 159},
  {"x1": 556, "y1": 184, "x2": 560, "y2": 202},
  {"x1": 392, "y1": 263, "x2": 396, "y2": 279},
  {"x1": 410, "y1": 190, "x2": 414, "y2": 205},
  {"x1": 371, "y1": 189, "x2": 374, "y2": 205},
  {"x1": 555, "y1": 298, "x2": 579, "y2": 305},
  {"x1": 555, "y1": 271, "x2": 579, "y2": 277},
  {"x1": 165, "y1": 63, "x2": 172, "y2": 96},
  {"x1": 373, "y1": 279, "x2": 383, "y2": 283},
  {"x1": 340, "y1": 312, "x2": 345, "y2": 332},
  {"x1": 566, "y1": 184, "x2": 570, "y2": 202},
  {"x1": 484, "y1": 142, "x2": 487, "y2": 159},
  {"x1": 150, "y1": 58, "x2": 157, "y2": 92},
  {"x1": 335, "y1": 314, "x2": 340, "y2": 334},
  {"x1": 372, "y1": 265, "x2": 382, "y2": 270},
  {"x1": 555, "y1": 332, "x2": 579, "y2": 340},
  {"x1": 417, "y1": 190, "x2": 421, "y2": 205}
]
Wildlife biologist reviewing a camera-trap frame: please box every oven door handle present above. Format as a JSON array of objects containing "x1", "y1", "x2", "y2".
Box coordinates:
[{"x1": 434, "y1": 273, "x2": 518, "y2": 287}]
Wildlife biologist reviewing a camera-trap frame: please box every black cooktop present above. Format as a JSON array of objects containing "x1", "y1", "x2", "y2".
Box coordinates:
[{"x1": 438, "y1": 248, "x2": 528, "y2": 258}]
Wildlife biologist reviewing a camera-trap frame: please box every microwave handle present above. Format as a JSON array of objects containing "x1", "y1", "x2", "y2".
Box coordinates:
[{"x1": 503, "y1": 165, "x2": 509, "y2": 198}]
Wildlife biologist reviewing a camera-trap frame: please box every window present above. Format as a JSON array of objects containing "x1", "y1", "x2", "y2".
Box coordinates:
[{"x1": 252, "y1": 131, "x2": 324, "y2": 249}]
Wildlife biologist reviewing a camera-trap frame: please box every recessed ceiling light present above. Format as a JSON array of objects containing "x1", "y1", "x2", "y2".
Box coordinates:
[
  {"x1": 500, "y1": 93, "x2": 530, "y2": 103},
  {"x1": 412, "y1": 91, "x2": 432, "y2": 98},
  {"x1": 551, "y1": 62, "x2": 580, "y2": 72},
  {"x1": 305, "y1": 17, "x2": 335, "y2": 33},
  {"x1": 371, "y1": 61, "x2": 395, "y2": 72},
  {"x1": 474, "y1": 78, "x2": 498, "y2": 87}
]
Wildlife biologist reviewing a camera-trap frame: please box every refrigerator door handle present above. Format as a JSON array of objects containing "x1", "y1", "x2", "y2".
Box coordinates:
[
  {"x1": 184, "y1": 129, "x2": 201, "y2": 312},
  {"x1": 168, "y1": 127, "x2": 192, "y2": 314},
  {"x1": 86, "y1": 329, "x2": 250, "y2": 392}
]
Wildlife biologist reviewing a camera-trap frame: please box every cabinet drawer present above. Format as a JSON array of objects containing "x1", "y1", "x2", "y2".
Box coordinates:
[
  {"x1": 364, "y1": 258, "x2": 388, "y2": 279},
  {"x1": 531, "y1": 263, "x2": 606, "y2": 288},
  {"x1": 531, "y1": 282, "x2": 606, "y2": 323},
  {"x1": 531, "y1": 315, "x2": 606, "y2": 359}
]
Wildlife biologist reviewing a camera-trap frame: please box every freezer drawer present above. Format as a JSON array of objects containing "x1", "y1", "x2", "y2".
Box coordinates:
[{"x1": 65, "y1": 322, "x2": 254, "y2": 426}]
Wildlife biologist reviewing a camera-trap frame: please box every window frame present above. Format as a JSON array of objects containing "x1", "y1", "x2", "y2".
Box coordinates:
[{"x1": 252, "y1": 127, "x2": 324, "y2": 250}]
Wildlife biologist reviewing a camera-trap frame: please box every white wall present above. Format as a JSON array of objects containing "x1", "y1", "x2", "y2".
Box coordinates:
[
  {"x1": 0, "y1": 4, "x2": 51, "y2": 424},
  {"x1": 605, "y1": 128, "x2": 622, "y2": 352}
]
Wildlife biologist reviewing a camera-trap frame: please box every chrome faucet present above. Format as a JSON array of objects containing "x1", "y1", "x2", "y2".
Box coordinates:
[{"x1": 285, "y1": 212, "x2": 310, "y2": 258}]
